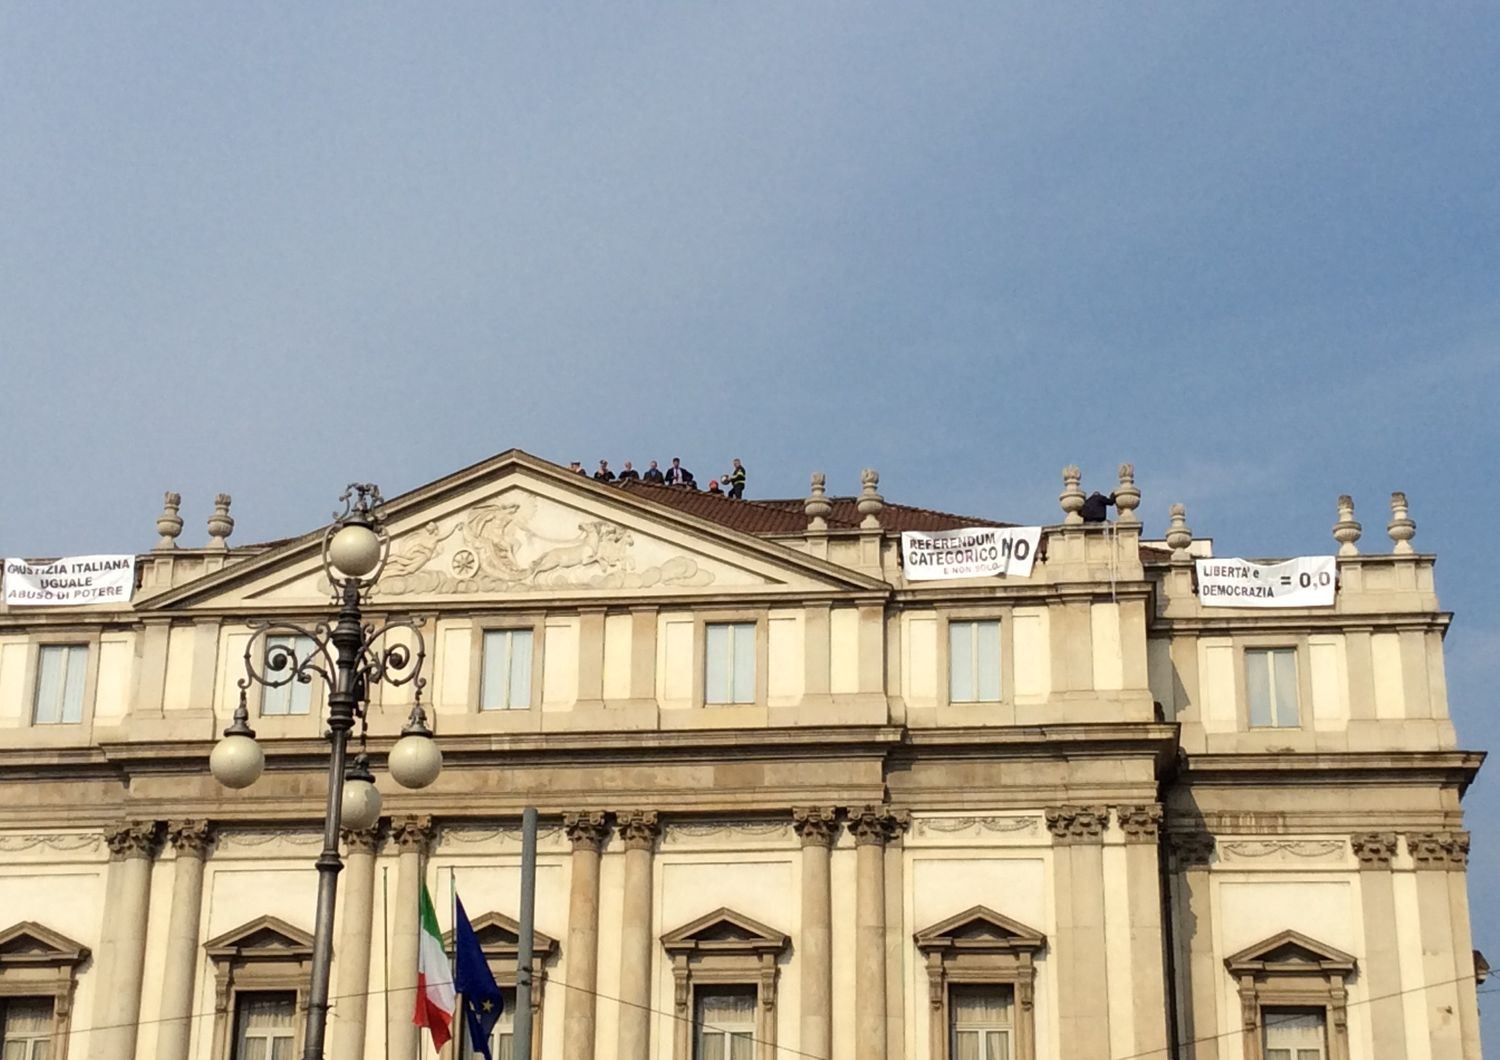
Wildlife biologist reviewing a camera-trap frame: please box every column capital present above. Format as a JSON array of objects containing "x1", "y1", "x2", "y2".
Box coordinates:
[
  {"x1": 342, "y1": 825, "x2": 385, "y2": 855},
  {"x1": 1118, "y1": 804, "x2": 1163, "y2": 844},
  {"x1": 390, "y1": 815, "x2": 434, "y2": 853},
  {"x1": 1045, "y1": 805, "x2": 1107, "y2": 844},
  {"x1": 1406, "y1": 830, "x2": 1470, "y2": 870},
  {"x1": 1350, "y1": 832, "x2": 1398, "y2": 870},
  {"x1": 106, "y1": 820, "x2": 162, "y2": 861},
  {"x1": 792, "y1": 807, "x2": 840, "y2": 848},
  {"x1": 564, "y1": 811, "x2": 612, "y2": 852},
  {"x1": 847, "y1": 805, "x2": 908, "y2": 847},
  {"x1": 617, "y1": 810, "x2": 660, "y2": 851},
  {"x1": 166, "y1": 819, "x2": 213, "y2": 857},
  {"x1": 1167, "y1": 830, "x2": 1216, "y2": 870}
]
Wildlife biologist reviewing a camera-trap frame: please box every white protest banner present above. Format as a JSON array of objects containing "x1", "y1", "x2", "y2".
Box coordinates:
[
  {"x1": 901, "y1": 526, "x2": 1042, "y2": 581},
  {"x1": 4, "y1": 555, "x2": 137, "y2": 607},
  {"x1": 1195, "y1": 556, "x2": 1336, "y2": 608}
]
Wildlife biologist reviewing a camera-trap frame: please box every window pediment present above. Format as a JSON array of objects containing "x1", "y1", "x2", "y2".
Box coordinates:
[
  {"x1": 915, "y1": 906, "x2": 1046, "y2": 957},
  {"x1": 0, "y1": 922, "x2": 89, "y2": 968},
  {"x1": 204, "y1": 916, "x2": 314, "y2": 962},
  {"x1": 1224, "y1": 930, "x2": 1355, "y2": 977},
  {"x1": 441, "y1": 910, "x2": 559, "y2": 962},
  {"x1": 660, "y1": 907, "x2": 789, "y2": 958}
]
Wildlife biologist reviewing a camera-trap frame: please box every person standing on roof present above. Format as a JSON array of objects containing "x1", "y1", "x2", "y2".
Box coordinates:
[
  {"x1": 618, "y1": 461, "x2": 640, "y2": 482},
  {"x1": 642, "y1": 460, "x2": 665, "y2": 484},
  {"x1": 726, "y1": 458, "x2": 747, "y2": 499},
  {"x1": 593, "y1": 460, "x2": 615, "y2": 483},
  {"x1": 664, "y1": 457, "x2": 695, "y2": 487}
]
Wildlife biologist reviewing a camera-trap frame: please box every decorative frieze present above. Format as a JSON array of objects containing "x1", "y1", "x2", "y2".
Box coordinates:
[
  {"x1": 847, "y1": 805, "x2": 909, "y2": 847},
  {"x1": 664, "y1": 820, "x2": 791, "y2": 843},
  {"x1": 1118, "y1": 805, "x2": 1163, "y2": 844},
  {"x1": 564, "y1": 811, "x2": 611, "y2": 852},
  {"x1": 792, "y1": 807, "x2": 840, "y2": 848},
  {"x1": 167, "y1": 819, "x2": 213, "y2": 856},
  {"x1": 1220, "y1": 839, "x2": 1345, "y2": 862},
  {"x1": 1167, "y1": 831, "x2": 1215, "y2": 870},
  {"x1": 105, "y1": 821, "x2": 162, "y2": 861},
  {"x1": 1407, "y1": 831, "x2": 1470, "y2": 870},
  {"x1": 1044, "y1": 806, "x2": 1107, "y2": 844},
  {"x1": 618, "y1": 810, "x2": 661, "y2": 851},
  {"x1": 0, "y1": 833, "x2": 102, "y2": 854},
  {"x1": 1350, "y1": 832, "x2": 1398, "y2": 870},
  {"x1": 390, "y1": 815, "x2": 435, "y2": 853},
  {"x1": 911, "y1": 816, "x2": 1038, "y2": 838}
]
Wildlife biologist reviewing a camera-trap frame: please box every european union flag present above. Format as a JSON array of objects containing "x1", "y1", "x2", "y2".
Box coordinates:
[{"x1": 454, "y1": 894, "x2": 504, "y2": 1059}]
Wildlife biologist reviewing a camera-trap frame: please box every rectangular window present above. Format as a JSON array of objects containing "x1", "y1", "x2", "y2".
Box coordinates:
[
  {"x1": 481, "y1": 630, "x2": 534, "y2": 711},
  {"x1": 694, "y1": 986, "x2": 755, "y2": 1060},
  {"x1": 463, "y1": 987, "x2": 517, "y2": 1060},
  {"x1": 705, "y1": 623, "x2": 756, "y2": 705},
  {"x1": 1247, "y1": 648, "x2": 1299, "y2": 728},
  {"x1": 950, "y1": 984, "x2": 1012, "y2": 1060},
  {"x1": 260, "y1": 636, "x2": 315, "y2": 717},
  {"x1": 949, "y1": 620, "x2": 1002, "y2": 703},
  {"x1": 1262, "y1": 1007, "x2": 1326, "y2": 1060},
  {"x1": 33, "y1": 644, "x2": 87, "y2": 725},
  {"x1": 234, "y1": 992, "x2": 296, "y2": 1060},
  {"x1": 0, "y1": 997, "x2": 54, "y2": 1060}
]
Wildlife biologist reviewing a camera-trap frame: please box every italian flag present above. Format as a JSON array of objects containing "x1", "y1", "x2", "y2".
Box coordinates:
[{"x1": 413, "y1": 880, "x2": 455, "y2": 1051}]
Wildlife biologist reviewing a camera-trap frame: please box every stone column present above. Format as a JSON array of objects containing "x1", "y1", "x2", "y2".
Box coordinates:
[
  {"x1": 616, "y1": 811, "x2": 660, "y2": 1060},
  {"x1": 1441, "y1": 833, "x2": 1482, "y2": 1060},
  {"x1": 332, "y1": 825, "x2": 384, "y2": 1060},
  {"x1": 1351, "y1": 833, "x2": 1407, "y2": 1055},
  {"x1": 1046, "y1": 806, "x2": 1110, "y2": 1059},
  {"x1": 563, "y1": 811, "x2": 610, "y2": 1060},
  {"x1": 156, "y1": 820, "x2": 212, "y2": 1060},
  {"x1": 90, "y1": 821, "x2": 161, "y2": 1060},
  {"x1": 1169, "y1": 832, "x2": 1218, "y2": 1060},
  {"x1": 1119, "y1": 807, "x2": 1169, "y2": 1060},
  {"x1": 1408, "y1": 832, "x2": 1470, "y2": 1056},
  {"x1": 792, "y1": 808, "x2": 838, "y2": 1060},
  {"x1": 388, "y1": 816, "x2": 433, "y2": 1060},
  {"x1": 849, "y1": 806, "x2": 905, "y2": 1060}
]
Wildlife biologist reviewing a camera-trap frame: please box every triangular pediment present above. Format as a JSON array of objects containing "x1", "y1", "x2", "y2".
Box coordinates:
[
  {"x1": 915, "y1": 906, "x2": 1046, "y2": 955},
  {"x1": 1224, "y1": 930, "x2": 1356, "y2": 975},
  {"x1": 0, "y1": 921, "x2": 89, "y2": 966},
  {"x1": 441, "y1": 911, "x2": 558, "y2": 959},
  {"x1": 143, "y1": 450, "x2": 883, "y2": 610},
  {"x1": 204, "y1": 915, "x2": 314, "y2": 959},
  {"x1": 661, "y1": 907, "x2": 789, "y2": 954}
]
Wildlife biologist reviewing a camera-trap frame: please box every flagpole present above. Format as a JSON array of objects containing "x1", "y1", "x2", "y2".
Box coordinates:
[
  {"x1": 513, "y1": 807, "x2": 538, "y2": 1060},
  {"x1": 451, "y1": 866, "x2": 465, "y2": 1059}
]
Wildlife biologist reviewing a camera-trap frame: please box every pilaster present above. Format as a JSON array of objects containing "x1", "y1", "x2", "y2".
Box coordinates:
[
  {"x1": 793, "y1": 808, "x2": 838, "y2": 1059},
  {"x1": 157, "y1": 820, "x2": 212, "y2": 1060},
  {"x1": 1168, "y1": 831, "x2": 1217, "y2": 1060},
  {"x1": 617, "y1": 810, "x2": 660, "y2": 1060},
  {"x1": 388, "y1": 815, "x2": 433, "y2": 1060},
  {"x1": 1046, "y1": 806, "x2": 1110, "y2": 1059},
  {"x1": 1119, "y1": 806, "x2": 1169, "y2": 1058},
  {"x1": 848, "y1": 806, "x2": 906, "y2": 1060},
  {"x1": 332, "y1": 824, "x2": 385, "y2": 1060},
  {"x1": 90, "y1": 821, "x2": 162, "y2": 1060},
  {"x1": 563, "y1": 811, "x2": 611, "y2": 1060}
]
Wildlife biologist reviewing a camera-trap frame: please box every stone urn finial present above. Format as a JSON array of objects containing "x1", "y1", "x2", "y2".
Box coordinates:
[
  {"x1": 1387, "y1": 491, "x2": 1415, "y2": 554},
  {"x1": 1333, "y1": 494, "x2": 1362, "y2": 556},
  {"x1": 857, "y1": 469, "x2": 883, "y2": 529},
  {"x1": 804, "y1": 472, "x2": 832, "y2": 531},
  {"x1": 1059, "y1": 466, "x2": 1085, "y2": 525},
  {"x1": 1114, "y1": 463, "x2": 1141, "y2": 524},
  {"x1": 155, "y1": 491, "x2": 184, "y2": 550},
  {"x1": 1165, "y1": 503, "x2": 1194, "y2": 562},
  {"x1": 207, "y1": 493, "x2": 235, "y2": 549}
]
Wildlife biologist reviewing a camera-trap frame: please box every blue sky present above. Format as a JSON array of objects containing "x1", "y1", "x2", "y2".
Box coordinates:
[{"x1": 2, "y1": 3, "x2": 1496, "y2": 1048}]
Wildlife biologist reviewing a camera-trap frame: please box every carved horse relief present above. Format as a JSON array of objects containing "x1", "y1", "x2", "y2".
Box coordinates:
[{"x1": 378, "y1": 493, "x2": 714, "y2": 594}]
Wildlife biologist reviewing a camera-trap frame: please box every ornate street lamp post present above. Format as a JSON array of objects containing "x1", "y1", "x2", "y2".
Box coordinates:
[{"x1": 210, "y1": 484, "x2": 442, "y2": 1060}]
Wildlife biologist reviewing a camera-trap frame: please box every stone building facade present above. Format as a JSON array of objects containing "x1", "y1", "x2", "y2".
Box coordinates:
[{"x1": 0, "y1": 450, "x2": 1483, "y2": 1060}]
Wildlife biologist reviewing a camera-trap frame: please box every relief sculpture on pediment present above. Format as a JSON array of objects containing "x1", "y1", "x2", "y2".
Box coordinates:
[{"x1": 379, "y1": 493, "x2": 716, "y2": 594}]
